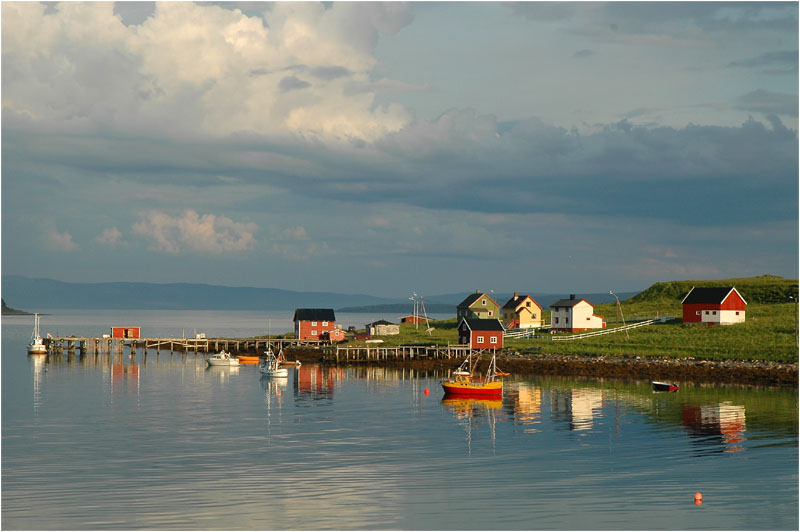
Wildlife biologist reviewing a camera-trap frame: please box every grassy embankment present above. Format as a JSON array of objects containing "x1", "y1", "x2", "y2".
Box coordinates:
[{"x1": 348, "y1": 276, "x2": 799, "y2": 363}]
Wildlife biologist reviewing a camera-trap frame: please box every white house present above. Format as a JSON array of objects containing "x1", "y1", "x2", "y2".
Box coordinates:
[{"x1": 549, "y1": 295, "x2": 605, "y2": 332}]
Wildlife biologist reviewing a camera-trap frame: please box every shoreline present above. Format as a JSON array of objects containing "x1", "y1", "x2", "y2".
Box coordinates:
[{"x1": 286, "y1": 348, "x2": 798, "y2": 388}]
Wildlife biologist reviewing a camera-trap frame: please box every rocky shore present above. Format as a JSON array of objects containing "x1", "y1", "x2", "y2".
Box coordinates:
[{"x1": 287, "y1": 348, "x2": 798, "y2": 388}]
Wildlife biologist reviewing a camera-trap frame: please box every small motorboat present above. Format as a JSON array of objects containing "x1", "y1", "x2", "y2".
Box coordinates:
[
  {"x1": 259, "y1": 348, "x2": 288, "y2": 377},
  {"x1": 207, "y1": 351, "x2": 240, "y2": 367},
  {"x1": 236, "y1": 355, "x2": 260, "y2": 364},
  {"x1": 27, "y1": 313, "x2": 47, "y2": 355},
  {"x1": 652, "y1": 381, "x2": 679, "y2": 392}
]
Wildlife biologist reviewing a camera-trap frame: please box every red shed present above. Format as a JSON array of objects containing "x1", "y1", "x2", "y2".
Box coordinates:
[
  {"x1": 681, "y1": 286, "x2": 747, "y2": 326},
  {"x1": 457, "y1": 318, "x2": 505, "y2": 350},
  {"x1": 111, "y1": 326, "x2": 141, "y2": 339}
]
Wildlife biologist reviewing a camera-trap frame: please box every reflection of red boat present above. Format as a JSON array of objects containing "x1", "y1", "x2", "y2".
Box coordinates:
[{"x1": 652, "y1": 381, "x2": 679, "y2": 392}]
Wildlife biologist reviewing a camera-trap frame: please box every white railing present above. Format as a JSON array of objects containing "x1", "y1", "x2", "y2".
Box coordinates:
[{"x1": 551, "y1": 319, "x2": 657, "y2": 341}]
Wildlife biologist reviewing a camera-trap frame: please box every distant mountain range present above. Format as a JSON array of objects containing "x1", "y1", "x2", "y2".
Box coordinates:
[{"x1": 1, "y1": 275, "x2": 640, "y2": 314}]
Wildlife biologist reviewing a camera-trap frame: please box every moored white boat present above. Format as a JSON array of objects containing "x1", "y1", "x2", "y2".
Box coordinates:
[
  {"x1": 207, "y1": 350, "x2": 240, "y2": 367},
  {"x1": 27, "y1": 313, "x2": 47, "y2": 354},
  {"x1": 259, "y1": 348, "x2": 288, "y2": 377}
]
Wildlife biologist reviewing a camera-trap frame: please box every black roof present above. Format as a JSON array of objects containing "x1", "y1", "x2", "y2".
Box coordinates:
[
  {"x1": 681, "y1": 287, "x2": 738, "y2": 305},
  {"x1": 366, "y1": 319, "x2": 395, "y2": 327},
  {"x1": 460, "y1": 318, "x2": 505, "y2": 331},
  {"x1": 293, "y1": 308, "x2": 336, "y2": 322},
  {"x1": 550, "y1": 298, "x2": 590, "y2": 308},
  {"x1": 457, "y1": 292, "x2": 484, "y2": 308},
  {"x1": 502, "y1": 294, "x2": 538, "y2": 310}
]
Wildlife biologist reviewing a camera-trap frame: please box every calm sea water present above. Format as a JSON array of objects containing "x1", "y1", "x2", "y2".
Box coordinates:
[{"x1": 2, "y1": 310, "x2": 798, "y2": 530}]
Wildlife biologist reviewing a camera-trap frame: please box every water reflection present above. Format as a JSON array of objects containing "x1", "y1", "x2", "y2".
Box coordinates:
[
  {"x1": 110, "y1": 361, "x2": 141, "y2": 395},
  {"x1": 681, "y1": 401, "x2": 747, "y2": 454},
  {"x1": 510, "y1": 383, "x2": 543, "y2": 433},
  {"x1": 441, "y1": 394, "x2": 505, "y2": 454}
]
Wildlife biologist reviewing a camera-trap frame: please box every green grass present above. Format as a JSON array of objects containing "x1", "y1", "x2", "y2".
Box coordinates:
[{"x1": 344, "y1": 302, "x2": 798, "y2": 363}]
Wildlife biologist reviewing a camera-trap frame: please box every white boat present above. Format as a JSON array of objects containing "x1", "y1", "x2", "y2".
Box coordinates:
[
  {"x1": 207, "y1": 351, "x2": 240, "y2": 367},
  {"x1": 27, "y1": 313, "x2": 47, "y2": 354},
  {"x1": 259, "y1": 348, "x2": 288, "y2": 377}
]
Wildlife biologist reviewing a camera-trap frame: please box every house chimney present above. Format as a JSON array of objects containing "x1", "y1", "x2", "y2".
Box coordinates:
[
  {"x1": 514, "y1": 291, "x2": 519, "y2": 300},
  {"x1": 570, "y1": 294, "x2": 576, "y2": 300}
]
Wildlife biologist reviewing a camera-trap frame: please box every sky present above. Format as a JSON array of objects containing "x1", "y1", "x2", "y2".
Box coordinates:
[{"x1": 1, "y1": 1, "x2": 798, "y2": 299}]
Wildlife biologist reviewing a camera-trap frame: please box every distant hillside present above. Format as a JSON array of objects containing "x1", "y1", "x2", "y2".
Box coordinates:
[
  {"x1": 1, "y1": 298, "x2": 31, "y2": 315},
  {"x1": 1, "y1": 276, "x2": 398, "y2": 311},
  {"x1": 337, "y1": 302, "x2": 455, "y2": 314},
  {"x1": 628, "y1": 275, "x2": 798, "y2": 304}
]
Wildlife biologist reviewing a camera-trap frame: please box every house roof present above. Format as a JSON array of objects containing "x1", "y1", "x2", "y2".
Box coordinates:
[
  {"x1": 502, "y1": 294, "x2": 541, "y2": 310},
  {"x1": 457, "y1": 292, "x2": 483, "y2": 308},
  {"x1": 293, "y1": 308, "x2": 336, "y2": 322},
  {"x1": 366, "y1": 319, "x2": 395, "y2": 327},
  {"x1": 681, "y1": 286, "x2": 747, "y2": 305},
  {"x1": 460, "y1": 318, "x2": 505, "y2": 332},
  {"x1": 550, "y1": 298, "x2": 591, "y2": 308}
]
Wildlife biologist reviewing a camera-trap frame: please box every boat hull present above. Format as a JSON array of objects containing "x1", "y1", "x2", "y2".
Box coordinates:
[
  {"x1": 207, "y1": 358, "x2": 240, "y2": 367},
  {"x1": 259, "y1": 368, "x2": 288, "y2": 377},
  {"x1": 652, "y1": 381, "x2": 679, "y2": 392},
  {"x1": 441, "y1": 380, "x2": 502, "y2": 396},
  {"x1": 27, "y1": 343, "x2": 47, "y2": 354},
  {"x1": 237, "y1": 355, "x2": 260, "y2": 363}
]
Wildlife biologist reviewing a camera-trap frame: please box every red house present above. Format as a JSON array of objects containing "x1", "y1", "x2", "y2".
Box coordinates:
[
  {"x1": 457, "y1": 318, "x2": 505, "y2": 350},
  {"x1": 111, "y1": 326, "x2": 140, "y2": 339},
  {"x1": 293, "y1": 309, "x2": 336, "y2": 340},
  {"x1": 681, "y1": 286, "x2": 747, "y2": 326}
]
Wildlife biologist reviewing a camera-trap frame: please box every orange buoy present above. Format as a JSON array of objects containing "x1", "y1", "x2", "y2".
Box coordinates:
[
  {"x1": 694, "y1": 492, "x2": 703, "y2": 503},
  {"x1": 424, "y1": 388, "x2": 430, "y2": 396}
]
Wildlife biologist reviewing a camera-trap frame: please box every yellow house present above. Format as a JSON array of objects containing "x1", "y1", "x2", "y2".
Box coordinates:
[{"x1": 501, "y1": 293, "x2": 543, "y2": 329}]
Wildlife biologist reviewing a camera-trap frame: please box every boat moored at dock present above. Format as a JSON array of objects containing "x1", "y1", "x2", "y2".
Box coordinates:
[{"x1": 27, "y1": 313, "x2": 47, "y2": 355}]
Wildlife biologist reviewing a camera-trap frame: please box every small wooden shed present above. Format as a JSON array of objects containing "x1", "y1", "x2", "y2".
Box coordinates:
[{"x1": 111, "y1": 326, "x2": 141, "y2": 339}]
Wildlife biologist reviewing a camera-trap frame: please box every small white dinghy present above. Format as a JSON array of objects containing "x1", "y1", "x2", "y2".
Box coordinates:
[
  {"x1": 207, "y1": 351, "x2": 240, "y2": 367},
  {"x1": 259, "y1": 348, "x2": 288, "y2": 377}
]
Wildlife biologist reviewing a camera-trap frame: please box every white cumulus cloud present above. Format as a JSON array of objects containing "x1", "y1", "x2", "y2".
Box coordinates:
[
  {"x1": 43, "y1": 228, "x2": 78, "y2": 251},
  {"x1": 132, "y1": 210, "x2": 258, "y2": 254},
  {"x1": 1, "y1": 1, "x2": 414, "y2": 142},
  {"x1": 96, "y1": 227, "x2": 123, "y2": 246}
]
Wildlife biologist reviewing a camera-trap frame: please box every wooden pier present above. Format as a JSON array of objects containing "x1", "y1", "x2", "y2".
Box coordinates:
[
  {"x1": 44, "y1": 336, "x2": 322, "y2": 355},
  {"x1": 324, "y1": 344, "x2": 473, "y2": 362}
]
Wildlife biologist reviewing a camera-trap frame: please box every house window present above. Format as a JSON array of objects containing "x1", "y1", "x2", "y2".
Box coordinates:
[
  {"x1": 477, "y1": 336, "x2": 484, "y2": 343},
  {"x1": 488, "y1": 311, "x2": 493, "y2": 317},
  {"x1": 566, "y1": 317, "x2": 569, "y2": 324},
  {"x1": 696, "y1": 311, "x2": 701, "y2": 315},
  {"x1": 322, "y1": 321, "x2": 328, "y2": 326},
  {"x1": 705, "y1": 311, "x2": 709, "y2": 315},
  {"x1": 586, "y1": 317, "x2": 591, "y2": 320},
  {"x1": 311, "y1": 330, "x2": 317, "y2": 336},
  {"x1": 712, "y1": 311, "x2": 717, "y2": 315},
  {"x1": 312, "y1": 321, "x2": 318, "y2": 326},
  {"x1": 533, "y1": 313, "x2": 537, "y2": 318},
  {"x1": 490, "y1": 336, "x2": 497, "y2": 344},
  {"x1": 735, "y1": 311, "x2": 740, "y2": 315},
  {"x1": 555, "y1": 317, "x2": 559, "y2": 324},
  {"x1": 526, "y1": 302, "x2": 531, "y2": 307}
]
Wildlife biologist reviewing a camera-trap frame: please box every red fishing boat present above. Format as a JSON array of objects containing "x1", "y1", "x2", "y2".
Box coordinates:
[{"x1": 441, "y1": 353, "x2": 505, "y2": 397}]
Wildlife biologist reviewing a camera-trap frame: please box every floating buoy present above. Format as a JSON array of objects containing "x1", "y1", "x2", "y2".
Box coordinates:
[
  {"x1": 424, "y1": 388, "x2": 430, "y2": 396},
  {"x1": 694, "y1": 492, "x2": 703, "y2": 505}
]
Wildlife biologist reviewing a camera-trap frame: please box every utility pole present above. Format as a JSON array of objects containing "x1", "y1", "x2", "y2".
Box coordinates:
[{"x1": 610, "y1": 290, "x2": 629, "y2": 339}]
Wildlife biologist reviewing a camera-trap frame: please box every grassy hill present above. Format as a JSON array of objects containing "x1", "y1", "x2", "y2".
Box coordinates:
[{"x1": 627, "y1": 275, "x2": 798, "y2": 305}]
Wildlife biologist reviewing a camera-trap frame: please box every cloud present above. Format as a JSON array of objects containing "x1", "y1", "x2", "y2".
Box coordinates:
[
  {"x1": 96, "y1": 227, "x2": 123, "y2": 246},
  {"x1": 1, "y1": 1, "x2": 415, "y2": 141},
  {"x1": 132, "y1": 210, "x2": 258, "y2": 254},
  {"x1": 727, "y1": 50, "x2": 798, "y2": 73},
  {"x1": 572, "y1": 49, "x2": 595, "y2": 58},
  {"x1": 43, "y1": 229, "x2": 78, "y2": 251},
  {"x1": 734, "y1": 90, "x2": 798, "y2": 117}
]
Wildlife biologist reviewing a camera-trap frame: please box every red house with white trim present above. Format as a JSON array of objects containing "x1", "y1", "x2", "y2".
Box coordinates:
[
  {"x1": 111, "y1": 326, "x2": 140, "y2": 339},
  {"x1": 457, "y1": 318, "x2": 505, "y2": 350},
  {"x1": 681, "y1": 286, "x2": 747, "y2": 326},
  {"x1": 293, "y1": 309, "x2": 336, "y2": 340}
]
